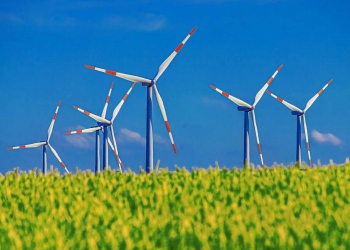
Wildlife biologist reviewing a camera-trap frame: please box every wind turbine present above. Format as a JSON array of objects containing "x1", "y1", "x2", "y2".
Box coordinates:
[
  {"x1": 84, "y1": 27, "x2": 197, "y2": 173},
  {"x1": 8, "y1": 101, "x2": 70, "y2": 174},
  {"x1": 67, "y1": 81, "x2": 137, "y2": 172},
  {"x1": 265, "y1": 79, "x2": 333, "y2": 167},
  {"x1": 210, "y1": 65, "x2": 283, "y2": 168}
]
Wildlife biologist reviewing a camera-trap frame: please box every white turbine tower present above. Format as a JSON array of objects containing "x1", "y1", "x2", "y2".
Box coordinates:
[
  {"x1": 67, "y1": 82, "x2": 136, "y2": 172},
  {"x1": 84, "y1": 27, "x2": 197, "y2": 173},
  {"x1": 8, "y1": 101, "x2": 70, "y2": 174},
  {"x1": 210, "y1": 65, "x2": 283, "y2": 168},
  {"x1": 266, "y1": 79, "x2": 333, "y2": 167}
]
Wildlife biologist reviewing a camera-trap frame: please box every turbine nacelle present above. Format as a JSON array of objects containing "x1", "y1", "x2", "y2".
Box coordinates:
[
  {"x1": 237, "y1": 106, "x2": 253, "y2": 112},
  {"x1": 97, "y1": 122, "x2": 110, "y2": 127},
  {"x1": 291, "y1": 111, "x2": 304, "y2": 116},
  {"x1": 142, "y1": 80, "x2": 155, "y2": 87}
]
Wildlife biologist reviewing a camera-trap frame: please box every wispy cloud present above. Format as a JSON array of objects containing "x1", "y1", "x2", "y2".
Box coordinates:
[
  {"x1": 118, "y1": 128, "x2": 166, "y2": 145},
  {"x1": 48, "y1": 0, "x2": 114, "y2": 10},
  {"x1": 104, "y1": 13, "x2": 166, "y2": 32},
  {"x1": 0, "y1": 8, "x2": 166, "y2": 31},
  {"x1": 186, "y1": 0, "x2": 288, "y2": 3},
  {"x1": 0, "y1": 11, "x2": 78, "y2": 26},
  {"x1": 64, "y1": 125, "x2": 95, "y2": 149},
  {"x1": 202, "y1": 96, "x2": 228, "y2": 108},
  {"x1": 0, "y1": 12, "x2": 23, "y2": 24},
  {"x1": 154, "y1": 134, "x2": 167, "y2": 144},
  {"x1": 311, "y1": 130, "x2": 342, "y2": 146},
  {"x1": 119, "y1": 128, "x2": 146, "y2": 145}
]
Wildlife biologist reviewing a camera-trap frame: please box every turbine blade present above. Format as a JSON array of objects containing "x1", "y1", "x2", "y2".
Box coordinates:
[
  {"x1": 47, "y1": 100, "x2": 62, "y2": 141},
  {"x1": 154, "y1": 27, "x2": 197, "y2": 82},
  {"x1": 85, "y1": 65, "x2": 152, "y2": 84},
  {"x1": 110, "y1": 126, "x2": 124, "y2": 170},
  {"x1": 265, "y1": 90, "x2": 303, "y2": 112},
  {"x1": 107, "y1": 137, "x2": 114, "y2": 150},
  {"x1": 107, "y1": 137, "x2": 125, "y2": 169},
  {"x1": 251, "y1": 110, "x2": 265, "y2": 168},
  {"x1": 72, "y1": 105, "x2": 111, "y2": 124},
  {"x1": 302, "y1": 115, "x2": 312, "y2": 168},
  {"x1": 8, "y1": 141, "x2": 46, "y2": 150},
  {"x1": 47, "y1": 144, "x2": 70, "y2": 173},
  {"x1": 253, "y1": 64, "x2": 283, "y2": 107},
  {"x1": 152, "y1": 84, "x2": 177, "y2": 154},
  {"x1": 304, "y1": 79, "x2": 333, "y2": 112},
  {"x1": 209, "y1": 85, "x2": 252, "y2": 108},
  {"x1": 66, "y1": 126, "x2": 102, "y2": 134},
  {"x1": 101, "y1": 82, "x2": 114, "y2": 119},
  {"x1": 111, "y1": 82, "x2": 137, "y2": 123}
]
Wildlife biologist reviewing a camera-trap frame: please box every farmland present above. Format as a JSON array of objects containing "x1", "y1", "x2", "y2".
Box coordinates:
[{"x1": 1, "y1": 163, "x2": 350, "y2": 249}]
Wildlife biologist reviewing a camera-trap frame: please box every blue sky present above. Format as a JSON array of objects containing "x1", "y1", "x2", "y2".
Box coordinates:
[{"x1": 0, "y1": 0, "x2": 349, "y2": 174}]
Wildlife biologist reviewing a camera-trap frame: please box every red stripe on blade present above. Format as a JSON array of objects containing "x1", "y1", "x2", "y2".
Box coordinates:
[
  {"x1": 105, "y1": 70, "x2": 116, "y2": 76},
  {"x1": 175, "y1": 43, "x2": 184, "y2": 53},
  {"x1": 122, "y1": 94, "x2": 128, "y2": 101},
  {"x1": 306, "y1": 142, "x2": 310, "y2": 151},
  {"x1": 318, "y1": 89, "x2": 324, "y2": 95},
  {"x1": 60, "y1": 162, "x2": 67, "y2": 169},
  {"x1": 277, "y1": 97, "x2": 283, "y2": 102},
  {"x1": 265, "y1": 90, "x2": 271, "y2": 95},
  {"x1": 19, "y1": 146, "x2": 26, "y2": 149},
  {"x1": 222, "y1": 92, "x2": 229, "y2": 98},
  {"x1": 85, "y1": 65, "x2": 95, "y2": 70},
  {"x1": 172, "y1": 144, "x2": 177, "y2": 154},
  {"x1": 53, "y1": 114, "x2": 57, "y2": 120},
  {"x1": 77, "y1": 130, "x2": 83, "y2": 133},
  {"x1": 277, "y1": 64, "x2": 283, "y2": 71},
  {"x1": 189, "y1": 27, "x2": 197, "y2": 35},
  {"x1": 266, "y1": 78, "x2": 273, "y2": 85},
  {"x1": 165, "y1": 121, "x2": 171, "y2": 133},
  {"x1": 106, "y1": 96, "x2": 110, "y2": 103},
  {"x1": 209, "y1": 85, "x2": 216, "y2": 90},
  {"x1": 258, "y1": 144, "x2": 262, "y2": 154},
  {"x1": 84, "y1": 111, "x2": 90, "y2": 116},
  {"x1": 7, "y1": 148, "x2": 13, "y2": 150}
]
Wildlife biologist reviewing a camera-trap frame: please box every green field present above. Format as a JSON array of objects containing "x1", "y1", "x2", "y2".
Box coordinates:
[{"x1": 1, "y1": 163, "x2": 350, "y2": 249}]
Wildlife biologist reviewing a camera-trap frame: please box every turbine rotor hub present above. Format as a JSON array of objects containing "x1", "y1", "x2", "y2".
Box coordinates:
[
  {"x1": 142, "y1": 80, "x2": 155, "y2": 87},
  {"x1": 97, "y1": 122, "x2": 110, "y2": 127},
  {"x1": 291, "y1": 111, "x2": 304, "y2": 116},
  {"x1": 237, "y1": 106, "x2": 253, "y2": 112}
]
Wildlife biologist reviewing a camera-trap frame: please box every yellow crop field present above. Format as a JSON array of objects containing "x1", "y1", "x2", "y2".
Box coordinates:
[{"x1": 1, "y1": 164, "x2": 350, "y2": 249}]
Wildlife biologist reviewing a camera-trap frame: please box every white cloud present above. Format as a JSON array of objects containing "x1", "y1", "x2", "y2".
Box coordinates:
[
  {"x1": 31, "y1": 16, "x2": 78, "y2": 26},
  {"x1": 202, "y1": 96, "x2": 228, "y2": 108},
  {"x1": 118, "y1": 128, "x2": 167, "y2": 145},
  {"x1": 0, "y1": 9, "x2": 165, "y2": 31},
  {"x1": 119, "y1": 128, "x2": 146, "y2": 145},
  {"x1": 186, "y1": 0, "x2": 288, "y2": 3},
  {"x1": 0, "y1": 12, "x2": 23, "y2": 24},
  {"x1": 105, "y1": 13, "x2": 166, "y2": 32},
  {"x1": 64, "y1": 125, "x2": 95, "y2": 149},
  {"x1": 154, "y1": 134, "x2": 167, "y2": 144},
  {"x1": 311, "y1": 130, "x2": 342, "y2": 146}
]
